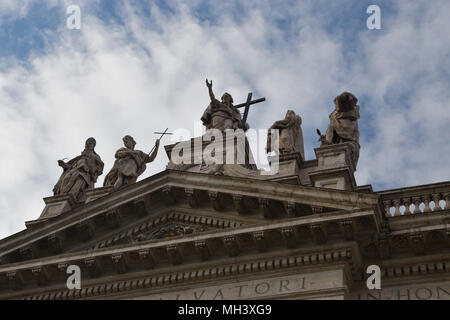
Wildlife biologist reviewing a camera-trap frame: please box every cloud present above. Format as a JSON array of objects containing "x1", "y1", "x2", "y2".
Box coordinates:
[{"x1": 0, "y1": 0, "x2": 449, "y2": 238}]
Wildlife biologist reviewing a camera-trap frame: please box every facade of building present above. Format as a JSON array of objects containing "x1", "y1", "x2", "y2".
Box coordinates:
[{"x1": 0, "y1": 93, "x2": 449, "y2": 300}]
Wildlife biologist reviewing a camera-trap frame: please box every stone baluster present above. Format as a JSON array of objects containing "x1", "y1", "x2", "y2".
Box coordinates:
[
  {"x1": 412, "y1": 196, "x2": 422, "y2": 214},
  {"x1": 402, "y1": 198, "x2": 412, "y2": 215},
  {"x1": 422, "y1": 195, "x2": 431, "y2": 213},
  {"x1": 443, "y1": 193, "x2": 450, "y2": 210},
  {"x1": 383, "y1": 200, "x2": 392, "y2": 217},
  {"x1": 432, "y1": 193, "x2": 442, "y2": 211},
  {"x1": 392, "y1": 200, "x2": 401, "y2": 216}
]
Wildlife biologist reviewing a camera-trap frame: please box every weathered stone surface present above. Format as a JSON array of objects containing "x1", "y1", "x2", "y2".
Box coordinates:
[
  {"x1": 1, "y1": 90, "x2": 449, "y2": 301},
  {"x1": 104, "y1": 135, "x2": 159, "y2": 190},
  {"x1": 309, "y1": 143, "x2": 357, "y2": 191},
  {"x1": 266, "y1": 110, "x2": 304, "y2": 160},
  {"x1": 318, "y1": 92, "x2": 360, "y2": 166},
  {"x1": 53, "y1": 137, "x2": 104, "y2": 202},
  {"x1": 201, "y1": 79, "x2": 248, "y2": 131},
  {"x1": 353, "y1": 281, "x2": 450, "y2": 300},
  {"x1": 131, "y1": 269, "x2": 347, "y2": 300}
]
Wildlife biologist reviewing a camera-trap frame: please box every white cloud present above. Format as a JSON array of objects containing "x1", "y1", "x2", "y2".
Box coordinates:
[{"x1": 0, "y1": 1, "x2": 449, "y2": 238}]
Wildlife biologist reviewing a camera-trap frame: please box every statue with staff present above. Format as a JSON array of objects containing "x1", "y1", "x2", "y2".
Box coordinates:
[{"x1": 104, "y1": 129, "x2": 169, "y2": 189}]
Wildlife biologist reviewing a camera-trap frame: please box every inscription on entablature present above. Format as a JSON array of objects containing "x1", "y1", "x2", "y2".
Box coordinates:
[
  {"x1": 353, "y1": 281, "x2": 450, "y2": 300},
  {"x1": 132, "y1": 270, "x2": 345, "y2": 300}
]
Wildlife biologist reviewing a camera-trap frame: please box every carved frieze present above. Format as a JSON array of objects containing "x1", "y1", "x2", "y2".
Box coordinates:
[{"x1": 131, "y1": 223, "x2": 208, "y2": 243}]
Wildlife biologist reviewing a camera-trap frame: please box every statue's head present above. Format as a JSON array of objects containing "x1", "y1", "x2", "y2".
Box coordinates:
[
  {"x1": 85, "y1": 137, "x2": 96, "y2": 150},
  {"x1": 221, "y1": 92, "x2": 233, "y2": 106},
  {"x1": 285, "y1": 110, "x2": 295, "y2": 119},
  {"x1": 285, "y1": 110, "x2": 301, "y2": 124},
  {"x1": 123, "y1": 135, "x2": 136, "y2": 150},
  {"x1": 334, "y1": 92, "x2": 358, "y2": 112}
]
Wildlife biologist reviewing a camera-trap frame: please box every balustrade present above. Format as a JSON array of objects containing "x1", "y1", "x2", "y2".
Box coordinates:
[{"x1": 378, "y1": 184, "x2": 450, "y2": 217}]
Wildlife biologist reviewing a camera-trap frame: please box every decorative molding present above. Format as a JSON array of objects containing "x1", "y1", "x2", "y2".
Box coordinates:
[
  {"x1": 223, "y1": 236, "x2": 240, "y2": 257},
  {"x1": 94, "y1": 212, "x2": 243, "y2": 250},
  {"x1": 185, "y1": 189, "x2": 199, "y2": 208},
  {"x1": 341, "y1": 220, "x2": 354, "y2": 241},
  {"x1": 194, "y1": 240, "x2": 210, "y2": 261},
  {"x1": 166, "y1": 245, "x2": 183, "y2": 265},
  {"x1": 208, "y1": 191, "x2": 222, "y2": 211},
  {"x1": 232, "y1": 194, "x2": 246, "y2": 215},
  {"x1": 76, "y1": 221, "x2": 95, "y2": 241},
  {"x1": 47, "y1": 233, "x2": 65, "y2": 254},
  {"x1": 311, "y1": 224, "x2": 327, "y2": 245},
  {"x1": 259, "y1": 198, "x2": 272, "y2": 219},
  {"x1": 138, "y1": 249, "x2": 155, "y2": 270},
  {"x1": 284, "y1": 202, "x2": 296, "y2": 218},
  {"x1": 376, "y1": 235, "x2": 391, "y2": 259},
  {"x1": 18, "y1": 248, "x2": 356, "y2": 300},
  {"x1": 409, "y1": 233, "x2": 425, "y2": 256},
  {"x1": 281, "y1": 227, "x2": 297, "y2": 249},
  {"x1": 84, "y1": 258, "x2": 102, "y2": 278},
  {"x1": 252, "y1": 231, "x2": 268, "y2": 253},
  {"x1": 161, "y1": 186, "x2": 176, "y2": 206},
  {"x1": 112, "y1": 253, "x2": 127, "y2": 274}
]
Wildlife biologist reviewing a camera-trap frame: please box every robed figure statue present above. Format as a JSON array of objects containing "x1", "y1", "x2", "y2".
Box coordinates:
[
  {"x1": 266, "y1": 110, "x2": 305, "y2": 159},
  {"x1": 324, "y1": 92, "x2": 360, "y2": 163},
  {"x1": 201, "y1": 79, "x2": 248, "y2": 131},
  {"x1": 53, "y1": 137, "x2": 104, "y2": 202},
  {"x1": 104, "y1": 135, "x2": 160, "y2": 190}
]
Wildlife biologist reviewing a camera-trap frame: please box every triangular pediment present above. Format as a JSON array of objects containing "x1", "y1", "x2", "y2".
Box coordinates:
[
  {"x1": 75, "y1": 210, "x2": 249, "y2": 253},
  {"x1": 0, "y1": 169, "x2": 381, "y2": 266}
]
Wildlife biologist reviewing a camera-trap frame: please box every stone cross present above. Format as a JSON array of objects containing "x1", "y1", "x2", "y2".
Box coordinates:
[{"x1": 234, "y1": 93, "x2": 266, "y2": 127}]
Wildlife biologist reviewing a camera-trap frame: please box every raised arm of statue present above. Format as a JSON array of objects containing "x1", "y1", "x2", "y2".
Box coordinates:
[
  {"x1": 206, "y1": 78, "x2": 216, "y2": 103},
  {"x1": 145, "y1": 139, "x2": 160, "y2": 163}
]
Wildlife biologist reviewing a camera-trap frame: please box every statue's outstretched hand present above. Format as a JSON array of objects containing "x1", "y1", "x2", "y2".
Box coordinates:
[
  {"x1": 155, "y1": 139, "x2": 160, "y2": 148},
  {"x1": 206, "y1": 78, "x2": 212, "y2": 89}
]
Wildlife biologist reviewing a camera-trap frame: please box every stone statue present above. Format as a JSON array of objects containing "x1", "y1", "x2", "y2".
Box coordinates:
[
  {"x1": 201, "y1": 79, "x2": 248, "y2": 131},
  {"x1": 103, "y1": 135, "x2": 160, "y2": 190},
  {"x1": 53, "y1": 137, "x2": 104, "y2": 202},
  {"x1": 266, "y1": 110, "x2": 305, "y2": 159},
  {"x1": 321, "y1": 92, "x2": 360, "y2": 163}
]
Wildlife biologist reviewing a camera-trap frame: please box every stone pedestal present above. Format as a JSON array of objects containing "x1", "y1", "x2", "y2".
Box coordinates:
[
  {"x1": 25, "y1": 194, "x2": 75, "y2": 228},
  {"x1": 85, "y1": 186, "x2": 114, "y2": 203},
  {"x1": 266, "y1": 152, "x2": 304, "y2": 184},
  {"x1": 309, "y1": 143, "x2": 357, "y2": 191},
  {"x1": 165, "y1": 132, "x2": 257, "y2": 172}
]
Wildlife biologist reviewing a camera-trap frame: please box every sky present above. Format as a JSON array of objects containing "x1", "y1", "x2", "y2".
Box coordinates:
[{"x1": 0, "y1": 0, "x2": 449, "y2": 238}]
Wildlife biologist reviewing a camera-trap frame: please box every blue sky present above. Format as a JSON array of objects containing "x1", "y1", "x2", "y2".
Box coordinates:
[{"x1": 0, "y1": 0, "x2": 449, "y2": 238}]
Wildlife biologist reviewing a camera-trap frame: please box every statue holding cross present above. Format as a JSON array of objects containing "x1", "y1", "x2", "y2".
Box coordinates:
[{"x1": 201, "y1": 79, "x2": 265, "y2": 131}]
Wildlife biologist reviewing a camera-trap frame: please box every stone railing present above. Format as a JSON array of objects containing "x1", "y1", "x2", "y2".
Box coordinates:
[{"x1": 376, "y1": 181, "x2": 450, "y2": 217}]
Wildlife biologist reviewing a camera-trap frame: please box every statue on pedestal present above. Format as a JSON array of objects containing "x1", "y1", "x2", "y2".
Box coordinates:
[
  {"x1": 266, "y1": 110, "x2": 305, "y2": 160},
  {"x1": 318, "y1": 92, "x2": 360, "y2": 163},
  {"x1": 104, "y1": 135, "x2": 160, "y2": 190},
  {"x1": 53, "y1": 137, "x2": 104, "y2": 202},
  {"x1": 201, "y1": 79, "x2": 248, "y2": 131}
]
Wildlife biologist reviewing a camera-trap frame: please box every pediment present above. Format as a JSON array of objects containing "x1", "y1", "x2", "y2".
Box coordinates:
[
  {"x1": 0, "y1": 169, "x2": 382, "y2": 266},
  {"x1": 85, "y1": 211, "x2": 248, "y2": 252}
]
